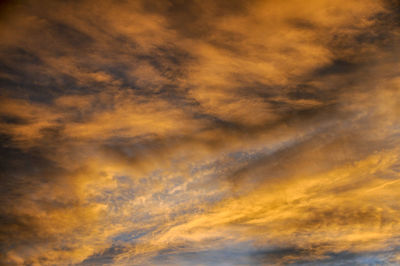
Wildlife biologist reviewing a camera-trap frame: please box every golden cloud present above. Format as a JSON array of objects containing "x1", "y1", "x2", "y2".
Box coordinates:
[{"x1": 0, "y1": 0, "x2": 399, "y2": 265}]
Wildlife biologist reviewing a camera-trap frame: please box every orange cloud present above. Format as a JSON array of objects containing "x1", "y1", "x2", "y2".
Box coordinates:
[{"x1": 1, "y1": 0, "x2": 400, "y2": 265}]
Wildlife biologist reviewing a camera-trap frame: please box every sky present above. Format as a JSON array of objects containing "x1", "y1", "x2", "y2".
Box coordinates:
[{"x1": 0, "y1": 0, "x2": 400, "y2": 265}]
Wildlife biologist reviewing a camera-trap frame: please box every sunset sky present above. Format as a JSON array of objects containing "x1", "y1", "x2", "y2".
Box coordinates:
[{"x1": 1, "y1": 0, "x2": 400, "y2": 265}]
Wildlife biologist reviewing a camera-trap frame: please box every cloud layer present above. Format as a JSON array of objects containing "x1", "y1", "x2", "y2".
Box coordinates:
[{"x1": 1, "y1": 0, "x2": 400, "y2": 264}]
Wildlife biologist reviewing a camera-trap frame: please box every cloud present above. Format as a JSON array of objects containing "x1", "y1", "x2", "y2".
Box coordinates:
[{"x1": 0, "y1": 0, "x2": 400, "y2": 264}]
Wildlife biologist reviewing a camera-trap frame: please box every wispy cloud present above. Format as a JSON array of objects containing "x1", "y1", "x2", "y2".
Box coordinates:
[{"x1": 1, "y1": 0, "x2": 400, "y2": 265}]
